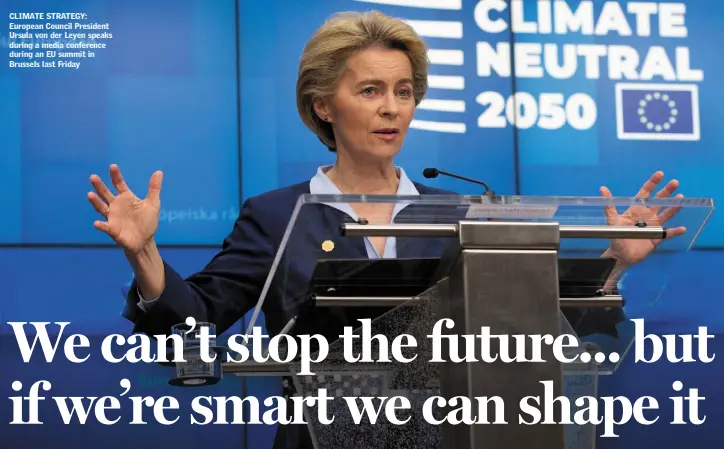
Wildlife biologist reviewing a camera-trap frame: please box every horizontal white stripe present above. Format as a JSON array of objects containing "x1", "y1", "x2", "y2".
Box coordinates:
[
  {"x1": 428, "y1": 49, "x2": 464, "y2": 65},
  {"x1": 353, "y1": 0, "x2": 462, "y2": 10},
  {"x1": 418, "y1": 99, "x2": 466, "y2": 112},
  {"x1": 428, "y1": 75, "x2": 465, "y2": 90},
  {"x1": 405, "y1": 19, "x2": 463, "y2": 38},
  {"x1": 411, "y1": 119, "x2": 466, "y2": 133}
]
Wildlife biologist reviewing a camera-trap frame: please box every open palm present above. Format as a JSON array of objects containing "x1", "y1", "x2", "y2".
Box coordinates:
[
  {"x1": 88, "y1": 164, "x2": 164, "y2": 254},
  {"x1": 601, "y1": 171, "x2": 686, "y2": 265}
]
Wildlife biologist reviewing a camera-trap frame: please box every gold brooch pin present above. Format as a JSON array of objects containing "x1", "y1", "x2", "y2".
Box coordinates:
[{"x1": 322, "y1": 240, "x2": 335, "y2": 252}]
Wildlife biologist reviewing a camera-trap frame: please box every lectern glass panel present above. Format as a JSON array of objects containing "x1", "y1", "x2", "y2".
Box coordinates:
[{"x1": 245, "y1": 194, "x2": 712, "y2": 333}]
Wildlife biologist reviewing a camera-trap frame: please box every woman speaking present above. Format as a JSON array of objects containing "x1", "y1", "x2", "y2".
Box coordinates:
[{"x1": 87, "y1": 10, "x2": 683, "y2": 448}]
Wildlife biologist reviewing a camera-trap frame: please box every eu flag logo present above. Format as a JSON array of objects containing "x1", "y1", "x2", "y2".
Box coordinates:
[{"x1": 615, "y1": 83, "x2": 700, "y2": 141}]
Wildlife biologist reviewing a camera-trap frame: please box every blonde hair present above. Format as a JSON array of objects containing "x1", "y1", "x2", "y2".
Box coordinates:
[{"x1": 296, "y1": 11, "x2": 429, "y2": 151}]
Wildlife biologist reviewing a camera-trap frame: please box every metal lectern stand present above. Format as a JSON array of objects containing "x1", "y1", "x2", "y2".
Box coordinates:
[{"x1": 167, "y1": 194, "x2": 713, "y2": 449}]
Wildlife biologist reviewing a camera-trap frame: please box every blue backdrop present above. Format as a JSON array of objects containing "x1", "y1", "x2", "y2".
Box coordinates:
[
  {"x1": 1, "y1": 0, "x2": 722, "y2": 448},
  {"x1": 1, "y1": 0, "x2": 240, "y2": 245}
]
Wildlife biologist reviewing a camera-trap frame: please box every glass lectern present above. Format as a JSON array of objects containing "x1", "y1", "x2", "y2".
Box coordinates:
[{"x1": 166, "y1": 193, "x2": 713, "y2": 449}]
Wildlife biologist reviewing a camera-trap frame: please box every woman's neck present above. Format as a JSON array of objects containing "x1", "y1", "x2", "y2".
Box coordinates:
[{"x1": 326, "y1": 152, "x2": 399, "y2": 195}]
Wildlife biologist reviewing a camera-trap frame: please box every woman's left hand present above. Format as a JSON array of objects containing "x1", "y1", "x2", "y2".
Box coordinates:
[{"x1": 600, "y1": 171, "x2": 687, "y2": 266}]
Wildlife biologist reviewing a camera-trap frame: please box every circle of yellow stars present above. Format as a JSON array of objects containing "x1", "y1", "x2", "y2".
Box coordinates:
[{"x1": 637, "y1": 92, "x2": 678, "y2": 132}]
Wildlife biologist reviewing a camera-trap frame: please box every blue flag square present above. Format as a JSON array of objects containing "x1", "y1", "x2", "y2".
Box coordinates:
[{"x1": 616, "y1": 84, "x2": 700, "y2": 141}]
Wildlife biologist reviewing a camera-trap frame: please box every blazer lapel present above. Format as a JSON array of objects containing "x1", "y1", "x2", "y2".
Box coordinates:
[{"x1": 300, "y1": 203, "x2": 368, "y2": 260}]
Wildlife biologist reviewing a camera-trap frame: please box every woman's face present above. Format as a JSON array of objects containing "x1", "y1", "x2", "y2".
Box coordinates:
[{"x1": 316, "y1": 46, "x2": 416, "y2": 161}]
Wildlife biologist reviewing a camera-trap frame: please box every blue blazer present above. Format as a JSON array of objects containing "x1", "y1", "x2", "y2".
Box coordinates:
[
  {"x1": 123, "y1": 177, "x2": 620, "y2": 341},
  {"x1": 122, "y1": 180, "x2": 622, "y2": 449},
  {"x1": 123, "y1": 180, "x2": 456, "y2": 339}
]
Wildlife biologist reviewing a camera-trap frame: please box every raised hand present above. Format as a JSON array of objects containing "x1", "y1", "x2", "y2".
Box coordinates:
[
  {"x1": 600, "y1": 171, "x2": 686, "y2": 265},
  {"x1": 88, "y1": 164, "x2": 164, "y2": 254}
]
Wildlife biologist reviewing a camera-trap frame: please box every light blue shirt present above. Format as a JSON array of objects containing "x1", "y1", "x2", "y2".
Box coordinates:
[{"x1": 309, "y1": 165, "x2": 419, "y2": 259}]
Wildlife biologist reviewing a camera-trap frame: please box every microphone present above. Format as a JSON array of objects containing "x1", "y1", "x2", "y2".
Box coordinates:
[{"x1": 423, "y1": 168, "x2": 495, "y2": 196}]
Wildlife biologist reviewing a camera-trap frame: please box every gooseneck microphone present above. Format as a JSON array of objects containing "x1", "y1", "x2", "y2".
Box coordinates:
[{"x1": 423, "y1": 168, "x2": 495, "y2": 196}]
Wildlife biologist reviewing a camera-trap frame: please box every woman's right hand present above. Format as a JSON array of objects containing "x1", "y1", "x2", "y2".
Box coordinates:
[{"x1": 88, "y1": 164, "x2": 164, "y2": 255}]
